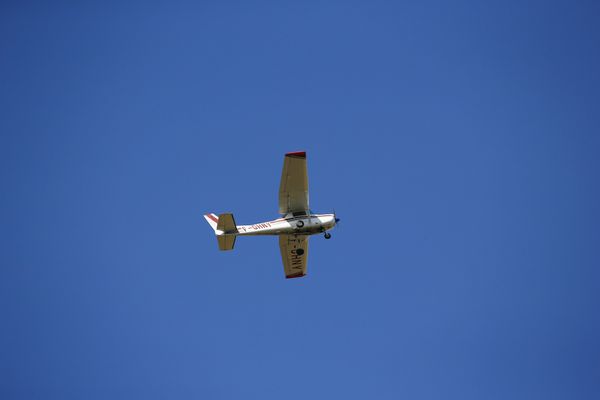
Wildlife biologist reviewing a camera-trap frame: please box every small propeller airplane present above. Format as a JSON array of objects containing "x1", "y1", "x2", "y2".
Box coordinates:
[{"x1": 204, "y1": 151, "x2": 339, "y2": 279}]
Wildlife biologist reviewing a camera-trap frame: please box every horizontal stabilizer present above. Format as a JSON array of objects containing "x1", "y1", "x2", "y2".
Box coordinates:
[
  {"x1": 217, "y1": 235, "x2": 236, "y2": 251},
  {"x1": 216, "y1": 213, "x2": 237, "y2": 251},
  {"x1": 217, "y1": 213, "x2": 238, "y2": 234}
]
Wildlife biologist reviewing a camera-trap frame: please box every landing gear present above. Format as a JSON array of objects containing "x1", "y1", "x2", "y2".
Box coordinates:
[{"x1": 324, "y1": 232, "x2": 331, "y2": 239}]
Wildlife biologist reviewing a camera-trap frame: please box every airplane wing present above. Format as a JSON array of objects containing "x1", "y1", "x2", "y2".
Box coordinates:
[
  {"x1": 279, "y1": 234, "x2": 309, "y2": 279},
  {"x1": 278, "y1": 151, "x2": 309, "y2": 215}
]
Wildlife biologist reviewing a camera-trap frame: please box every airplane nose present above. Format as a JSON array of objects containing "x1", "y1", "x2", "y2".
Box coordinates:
[{"x1": 335, "y1": 216, "x2": 340, "y2": 224}]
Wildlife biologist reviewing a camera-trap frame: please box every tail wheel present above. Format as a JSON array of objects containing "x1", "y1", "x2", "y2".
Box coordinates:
[{"x1": 324, "y1": 232, "x2": 331, "y2": 239}]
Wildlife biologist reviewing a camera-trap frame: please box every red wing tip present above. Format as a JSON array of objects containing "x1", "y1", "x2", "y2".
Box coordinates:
[
  {"x1": 285, "y1": 151, "x2": 306, "y2": 158},
  {"x1": 286, "y1": 273, "x2": 306, "y2": 279}
]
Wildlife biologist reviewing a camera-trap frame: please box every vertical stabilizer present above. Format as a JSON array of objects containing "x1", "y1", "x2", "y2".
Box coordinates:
[{"x1": 204, "y1": 213, "x2": 219, "y2": 231}]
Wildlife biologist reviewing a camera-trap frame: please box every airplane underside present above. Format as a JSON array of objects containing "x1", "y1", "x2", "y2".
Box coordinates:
[
  {"x1": 234, "y1": 214, "x2": 337, "y2": 237},
  {"x1": 204, "y1": 151, "x2": 338, "y2": 279}
]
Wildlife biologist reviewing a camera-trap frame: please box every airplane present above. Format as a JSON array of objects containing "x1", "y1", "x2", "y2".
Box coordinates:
[{"x1": 204, "y1": 151, "x2": 339, "y2": 279}]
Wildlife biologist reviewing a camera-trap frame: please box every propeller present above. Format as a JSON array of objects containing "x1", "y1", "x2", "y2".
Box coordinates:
[{"x1": 334, "y1": 209, "x2": 341, "y2": 224}]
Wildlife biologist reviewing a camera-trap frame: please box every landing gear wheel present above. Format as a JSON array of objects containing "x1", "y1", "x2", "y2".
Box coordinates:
[{"x1": 324, "y1": 232, "x2": 331, "y2": 239}]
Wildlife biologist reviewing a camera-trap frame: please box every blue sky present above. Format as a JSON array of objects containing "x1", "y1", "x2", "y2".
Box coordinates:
[{"x1": 1, "y1": 1, "x2": 599, "y2": 399}]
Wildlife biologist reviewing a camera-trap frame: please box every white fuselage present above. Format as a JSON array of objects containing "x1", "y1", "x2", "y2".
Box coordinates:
[{"x1": 220, "y1": 213, "x2": 336, "y2": 236}]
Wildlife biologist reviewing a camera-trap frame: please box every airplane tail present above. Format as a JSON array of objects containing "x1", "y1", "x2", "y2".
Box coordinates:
[
  {"x1": 203, "y1": 212, "x2": 238, "y2": 251},
  {"x1": 203, "y1": 213, "x2": 219, "y2": 231}
]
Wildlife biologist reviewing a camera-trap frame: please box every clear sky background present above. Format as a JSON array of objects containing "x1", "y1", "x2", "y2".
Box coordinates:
[{"x1": 1, "y1": 1, "x2": 599, "y2": 399}]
